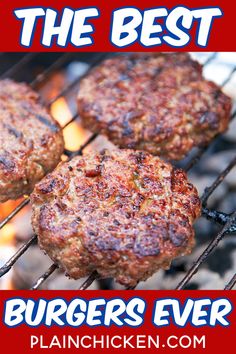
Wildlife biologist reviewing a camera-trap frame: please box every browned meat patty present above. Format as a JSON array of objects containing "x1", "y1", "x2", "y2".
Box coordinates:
[
  {"x1": 31, "y1": 149, "x2": 201, "y2": 287},
  {"x1": 78, "y1": 53, "x2": 232, "y2": 160},
  {"x1": 0, "y1": 79, "x2": 64, "y2": 202}
]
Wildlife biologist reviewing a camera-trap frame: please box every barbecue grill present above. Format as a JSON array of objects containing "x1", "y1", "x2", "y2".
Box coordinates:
[{"x1": 0, "y1": 52, "x2": 235, "y2": 290}]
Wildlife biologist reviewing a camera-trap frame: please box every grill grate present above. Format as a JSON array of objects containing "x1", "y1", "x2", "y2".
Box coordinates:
[{"x1": 0, "y1": 52, "x2": 235, "y2": 290}]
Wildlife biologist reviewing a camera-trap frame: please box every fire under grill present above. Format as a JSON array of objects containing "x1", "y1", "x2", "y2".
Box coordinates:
[{"x1": 0, "y1": 52, "x2": 236, "y2": 290}]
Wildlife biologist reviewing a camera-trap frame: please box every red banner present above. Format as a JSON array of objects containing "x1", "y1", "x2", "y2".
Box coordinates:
[{"x1": 0, "y1": 0, "x2": 235, "y2": 51}]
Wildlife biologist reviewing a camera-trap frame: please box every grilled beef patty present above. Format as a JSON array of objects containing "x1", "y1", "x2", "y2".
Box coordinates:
[
  {"x1": 0, "y1": 79, "x2": 64, "y2": 202},
  {"x1": 78, "y1": 53, "x2": 232, "y2": 160},
  {"x1": 31, "y1": 149, "x2": 201, "y2": 286}
]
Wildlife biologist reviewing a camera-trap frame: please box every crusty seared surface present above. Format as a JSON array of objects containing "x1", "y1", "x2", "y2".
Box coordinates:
[
  {"x1": 0, "y1": 79, "x2": 64, "y2": 202},
  {"x1": 78, "y1": 53, "x2": 232, "y2": 160},
  {"x1": 31, "y1": 149, "x2": 201, "y2": 287}
]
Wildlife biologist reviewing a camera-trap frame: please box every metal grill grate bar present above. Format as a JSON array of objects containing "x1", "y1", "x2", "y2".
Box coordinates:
[
  {"x1": 176, "y1": 211, "x2": 236, "y2": 290},
  {"x1": 184, "y1": 146, "x2": 208, "y2": 172},
  {"x1": 0, "y1": 198, "x2": 30, "y2": 230},
  {"x1": 31, "y1": 264, "x2": 58, "y2": 290},
  {"x1": 202, "y1": 207, "x2": 236, "y2": 233},
  {"x1": 47, "y1": 53, "x2": 108, "y2": 107},
  {"x1": 224, "y1": 274, "x2": 236, "y2": 290},
  {"x1": 202, "y1": 53, "x2": 217, "y2": 66},
  {"x1": 0, "y1": 234, "x2": 37, "y2": 277},
  {"x1": 79, "y1": 272, "x2": 99, "y2": 290},
  {"x1": 221, "y1": 66, "x2": 236, "y2": 87},
  {"x1": 0, "y1": 53, "x2": 37, "y2": 79},
  {"x1": 30, "y1": 53, "x2": 74, "y2": 88},
  {"x1": 201, "y1": 155, "x2": 236, "y2": 206}
]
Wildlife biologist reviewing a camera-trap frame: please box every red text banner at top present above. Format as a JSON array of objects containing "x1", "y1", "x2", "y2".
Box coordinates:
[{"x1": 0, "y1": 0, "x2": 235, "y2": 52}]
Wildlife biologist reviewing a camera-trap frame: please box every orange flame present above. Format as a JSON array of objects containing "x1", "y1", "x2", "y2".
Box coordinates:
[
  {"x1": 51, "y1": 97, "x2": 89, "y2": 151},
  {"x1": 0, "y1": 224, "x2": 15, "y2": 246}
]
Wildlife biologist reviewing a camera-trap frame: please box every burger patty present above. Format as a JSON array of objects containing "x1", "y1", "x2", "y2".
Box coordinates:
[
  {"x1": 31, "y1": 149, "x2": 201, "y2": 287},
  {"x1": 77, "y1": 53, "x2": 232, "y2": 160},
  {"x1": 0, "y1": 79, "x2": 64, "y2": 202}
]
